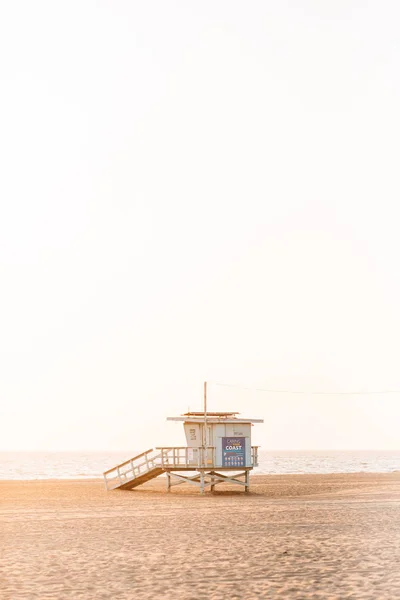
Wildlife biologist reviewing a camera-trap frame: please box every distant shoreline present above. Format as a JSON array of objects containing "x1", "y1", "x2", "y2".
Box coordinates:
[
  {"x1": 2, "y1": 450, "x2": 399, "y2": 480},
  {"x1": 1, "y1": 471, "x2": 399, "y2": 483}
]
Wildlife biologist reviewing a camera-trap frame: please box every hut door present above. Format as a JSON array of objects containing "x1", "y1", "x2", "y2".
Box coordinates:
[
  {"x1": 199, "y1": 424, "x2": 211, "y2": 445},
  {"x1": 207, "y1": 426, "x2": 213, "y2": 465},
  {"x1": 201, "y1": 425, "x2": 213, "y2": 465},
  {"x1": 206, "y1": 425, "x2": 212, "y2": 446},
  {"x1": 215, "y1": 424, "x2": 225, "y2": 467}
]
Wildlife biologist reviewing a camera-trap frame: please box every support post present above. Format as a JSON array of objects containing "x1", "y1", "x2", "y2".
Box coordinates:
[
  {"x1": 245, "y1": 470, "x2": 250, "y2": 493},
  {"x1": 166, "y1": 472, "x2": 171, "y2": 492},
  {"x1": 203, "y1": 381, "x2": 207, "y2": 467},
  {"x1": 200, "y1": 471, "x2": 205, "y2": 494},
  {"x1": 210, "y1": 473, "x2": 215, "y2": 493}
]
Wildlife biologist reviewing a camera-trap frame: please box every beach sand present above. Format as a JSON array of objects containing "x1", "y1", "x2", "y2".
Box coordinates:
[{"x1": 1, "y1": 473, "x2": 400, "y2": 599}]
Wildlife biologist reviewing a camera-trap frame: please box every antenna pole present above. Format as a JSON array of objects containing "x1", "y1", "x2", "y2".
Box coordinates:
[{"x1": 203, "y1": 381, "x2": 207, "y2": 466}]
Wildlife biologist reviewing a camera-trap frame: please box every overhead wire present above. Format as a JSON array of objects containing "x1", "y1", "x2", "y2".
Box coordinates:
[{"x1": 211, "y1": 381, "x2": 400, "y2": 396}]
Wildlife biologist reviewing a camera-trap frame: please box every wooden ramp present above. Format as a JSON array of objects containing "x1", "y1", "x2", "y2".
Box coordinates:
[
  {"x1": 103, "y1": 449, "x2": 163, "y2": 491},
  {"x1": 116, "y1": 466, "x2": 164, "y2": 490}
]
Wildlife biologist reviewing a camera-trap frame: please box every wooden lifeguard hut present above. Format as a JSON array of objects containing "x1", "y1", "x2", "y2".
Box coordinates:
[{"x1": 103, "y1": 384, "x2": 263, "y2": 494}]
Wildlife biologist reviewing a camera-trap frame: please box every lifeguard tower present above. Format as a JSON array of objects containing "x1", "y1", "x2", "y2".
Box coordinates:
[{"x1": 103, "y1": 385, "x2": 263, "y2": 494}]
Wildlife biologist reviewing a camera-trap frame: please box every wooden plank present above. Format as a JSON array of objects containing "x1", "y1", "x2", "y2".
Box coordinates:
[
  {"x1": 155, "y1": 446, "x2": 188, "y2": 450},
  {"x1": 170, "y1": 473, "x2": 202, "y2": 485},
  {"x1": 130, "y1": 448, "x2": 154, "y2": 460},
  {"x1": 169, "y1": 473, "x2": 212, "y2": 488},
  {"x1": 209, "y1": 471, "x2": 247, "y2": 486}
]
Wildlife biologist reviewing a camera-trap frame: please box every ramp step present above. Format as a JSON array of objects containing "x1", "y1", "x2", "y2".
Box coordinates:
[{"x1": 117, "y1": 467, "x2": 164, "y2": 490}]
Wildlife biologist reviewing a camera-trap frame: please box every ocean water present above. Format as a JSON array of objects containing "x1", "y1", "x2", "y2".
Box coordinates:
[{"x1": 0, "y1": 450, "x2": 399, "y2": 480}]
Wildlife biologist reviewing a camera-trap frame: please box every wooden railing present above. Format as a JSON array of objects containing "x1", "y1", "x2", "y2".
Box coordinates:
[
  {"x1": 103, "y1": 448, "x2": 161, "y2": 491},
  {"x1": 251, "y1": 445, "x2": 259, "y2": 467},
  {"x1": 156, "y1": 446, "x2": 216, "y2": 468}
]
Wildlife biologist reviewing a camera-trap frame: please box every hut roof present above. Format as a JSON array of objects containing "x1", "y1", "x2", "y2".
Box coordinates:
[
  {"x1": 167, "y1": 412, "x2": 264, "y2": 424},
  {"x1": 183, "y1": 411, "x2": 239, "y2": 417}
]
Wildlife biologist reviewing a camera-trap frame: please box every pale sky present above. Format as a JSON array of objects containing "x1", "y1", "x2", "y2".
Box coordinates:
[{"x1": 1, "y1": 1, "x2": 400, "y2": 451}]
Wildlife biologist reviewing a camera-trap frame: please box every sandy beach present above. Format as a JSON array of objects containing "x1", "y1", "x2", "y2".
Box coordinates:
[{"x1": 1, "y1": 473, "x2": 400, "y2": 599}]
